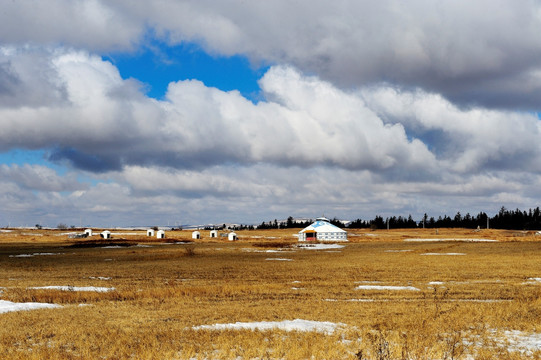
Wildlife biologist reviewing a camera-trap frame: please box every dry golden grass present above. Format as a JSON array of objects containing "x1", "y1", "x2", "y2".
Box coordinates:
[{"x1": 1, "y1": 228, "x2": 541, "y2": 359}]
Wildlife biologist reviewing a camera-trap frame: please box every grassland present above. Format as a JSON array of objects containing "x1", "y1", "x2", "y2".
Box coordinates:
[{"x1": 1, "y1": 228, "x2": 541, "y2": 359}]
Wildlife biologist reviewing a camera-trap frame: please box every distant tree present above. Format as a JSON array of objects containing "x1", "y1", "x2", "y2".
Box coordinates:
[{"x1": 57, "y1": 223, "x2": 68, "y2": 230}]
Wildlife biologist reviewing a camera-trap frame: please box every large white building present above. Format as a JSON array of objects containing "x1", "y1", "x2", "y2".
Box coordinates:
[{"x1": 298, "y1": 217, "x2": 348, "y2": 242}]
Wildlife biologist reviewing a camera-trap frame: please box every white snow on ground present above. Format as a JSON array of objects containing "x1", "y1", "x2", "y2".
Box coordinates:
[
  {"x1": 0, "y1": 300, "x2": 61, "y2": 314},
  {"x1": 522, "y1": 278, "x2": 541, "y2": 285},
  {"x1": 265, "y1": 258, "x2": 293, "y2": 261},
  {"x1": 9, "y1": 252, "x2": 61, "y2": 257},
  {"x1": 428, "y1": 281, "x2": 445, "y2": 285},
  {"x1": 499, "y1": 330, "x2": 541, "y2": 353},
  {"x1": 297, "y1": 244, "x2": 345, "y2": 250},
  {"x1": 192, "y1": 319, "x2": 345, "y2": 334},
  {"x1": 0, "y1": 230, "x2": 13, "y2": 233},
  {"x1": 355, "y1": 285, "x2": 420, "y2": 291},
  {"x1": 242, "y1": 249, "x2": 291, "y2": 253},
  {"x1": 29, "y1": 286, "x2": 115, "y2": 292},
  {"x1": 421, "y1": 253, "x2": 466, "y2": 256},
  {"x1": 405, "y1": 238, "x2": 497, "y2": 242},
  {"x1": 325, "y1": 298, "x2": 381, "y2": 302}
]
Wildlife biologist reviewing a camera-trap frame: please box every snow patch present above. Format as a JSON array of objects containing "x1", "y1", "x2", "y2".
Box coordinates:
[
  {"x1": 405, "y1": 238, "x2": 497, "y2": 242},
  {"x1": 265, "y1": 258, "x2": 292, "y2": 261},
  {"x1": 385, "y1": 249, "x2": 413, "y2": 253},
  {"x1": 297, "y1": 244, "x2": 345, "y2": 250},
  {"x1": 193, "y1": 319, "x2": 344, "y2": 334},
  {"x1": 9, "y1": 252, "x2": 61, "y2": 258},
  {"x1": 0, "y1": 300, "x2": 61, "y2": 314},
  {"x1": 355, "y1": 285, "x2": 420, "y2": 291},
  {"x1": 29, "y1": 286, "x2": 115, "y2": 292}
]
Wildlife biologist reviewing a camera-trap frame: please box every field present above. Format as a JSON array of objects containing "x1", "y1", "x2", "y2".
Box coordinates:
[{"x1": 1, "y1": 227, "x2": 541, "y2": 359}]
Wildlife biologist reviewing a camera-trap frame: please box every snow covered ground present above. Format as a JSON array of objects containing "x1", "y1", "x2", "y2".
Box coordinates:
[
  {"x1": 405, "y1": 238, "x2": 497, "y2": 242},
  {"x1": 28, "y1": 286, "x2": 115, "y2": 292},
  {"x1": 9, "y1": 253, "x2": 61, "y2": 257},
  {"x1": 355, "y1": 285, "x2": 420, "y2": 291},
  {"x1": 296, "y1": 244, "x2": 345, "y2": 250},
  {"x1": 192, "y1": 319, "x2": 345, "y2": 334},
  {"x1": 265, "y1": 258, "x2": 293, "y2": 261},
  {"x1": 0, "y1": 300, "x2": 61, "y2": 314}
]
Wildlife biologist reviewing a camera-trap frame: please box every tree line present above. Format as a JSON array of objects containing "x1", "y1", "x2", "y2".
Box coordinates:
[{"x1": 256, "y1": 207, "x2": 541, "y2": 230}]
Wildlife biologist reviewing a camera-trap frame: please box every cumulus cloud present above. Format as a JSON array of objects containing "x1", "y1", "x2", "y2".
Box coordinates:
[
  {"x1": 2, "y1": 1, "x2": 541, "y2": 109},
  {"x1": 0, "y1": 164, "x2": 85, "y2": 192},
  {"x1": 0, "y1": 0, "x2": 141, "y2": 51},
  {"x1": 0, "y1": 47, "x2": 438, "y2": 175},
  {"x1": 2, "y1": 46, "x2": 541, "y2": 182}
]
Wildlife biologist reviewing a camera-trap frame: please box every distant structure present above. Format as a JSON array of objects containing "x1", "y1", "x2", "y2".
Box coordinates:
[
  {"x1": 147, "y1": 229, "x2": 155, "y2": 237},
  {"x1": 84, "y1": 229, "x2": 93, "y2": 237},
  {"x1": 298, "y1": 217, "x2": 347, "y2": 242},
  {"x1": 228, "y1": 232, "x2": 237, "y2": 241},
  {"x1": 100, "y1": 230, "x2": 111, "y2": 239},
  {"x1": 210, "y1": 230, "x2": 218, "y2": 238},
  {"x1": 156, "y1": 230, "x2": 165, "y2": 239},
  {"x1": 192, "y1": 231, "x2": 200, "y2": 239}
]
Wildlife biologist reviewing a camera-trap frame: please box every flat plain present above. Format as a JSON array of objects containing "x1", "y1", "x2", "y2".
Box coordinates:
[{"x1": 1, "y1": 228, "x2": 541, "y2": 359}]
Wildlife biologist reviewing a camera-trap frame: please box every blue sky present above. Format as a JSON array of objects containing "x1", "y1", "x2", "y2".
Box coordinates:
[
  {"x1": 1, "y1": 1, "x2": 541, "y2": 228},
  {"x1": 106, "y1": 41, "x2": 269, "y2": 101}
]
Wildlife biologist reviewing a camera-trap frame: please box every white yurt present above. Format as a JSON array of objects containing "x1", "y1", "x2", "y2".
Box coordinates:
[
  {"x1": 228, "y1": 232, "x2": 237, "y2": 241},
  {"x1": 100, "y1": 230, "x2": 111, "y2": 239},
  {"x1": 84, "y1": 229, "x2": 93, "y2": 237},
  {"x1": 156, "y1": 230, "x2": 165, "y2": 239},
  {"x1": 298, "y1": 217, "x2": 347, "y2": 242},
  {"x1": 210, "y1": 230, "x2": 218, "y2": 238},
  {"x1": 147, "y1": 229, "x2": 155, "y2": 237},
  {"x1": 192, "y1": 231, "x2": 201, "y2": 239}
]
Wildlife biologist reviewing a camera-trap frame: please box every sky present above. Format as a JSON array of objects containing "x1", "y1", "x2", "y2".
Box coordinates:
[{"x1": 2, "y1": 1, "x2": 541, "y2": 228}]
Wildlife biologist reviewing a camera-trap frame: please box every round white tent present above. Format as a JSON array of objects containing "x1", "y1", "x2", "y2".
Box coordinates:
[
  {"x1": 147, "y1": 229, "x2": 155, "y2": 237},
  {"x1": 298, "y1": 217, "x2": 347, "y2": 242},
  {"x1": 100, "y1": 230, "x2": 111, "y2": 239},
  {"x1": 228, "y1": 232, "x2": 237, "y2": 241},
  {"x1": 192, "y1": 231, "x2": 200, "y2": 239},
  {"x1": 156, "y1": 230, "x2": 165, "y2": 239},
  {"x1": 210, "y1": 230, "x2": 218, "y2": 238},
  {"x1": 84, "y1": 229, "x2": 93, "y2": 237}
]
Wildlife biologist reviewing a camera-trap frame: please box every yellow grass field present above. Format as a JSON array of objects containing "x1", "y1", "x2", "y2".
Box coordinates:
[{"x1": 1, "y1": 227, "x2": 541, "y2": 359}]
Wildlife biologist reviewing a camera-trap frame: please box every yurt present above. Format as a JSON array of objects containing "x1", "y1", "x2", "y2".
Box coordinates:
[
  {"x1": 100, "y1": 230, "x2": 111, "y2": 239},
  {"x1": 156, "y1": 230, "x2": 165, "y2": 239},
  {"x1": 192, "y1": 231, "x2": 201, "y2": 239},
  {"x1": 228, "y1": 232, "x2": 237, "y2": 241},
  {"x1": 84, "y1": 229, "x2": 93, "y2": 237},
  {"x1": 298, "y1": 217, "x2": 347, "y2": 242},
  {"x1": 147, "y1": 229, "x2": 155, "y2": 237},
  {"x1": 210, "y1": 230, "x2": 218, "y2": 238}
]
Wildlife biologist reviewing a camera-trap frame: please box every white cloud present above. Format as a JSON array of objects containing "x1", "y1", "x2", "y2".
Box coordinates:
[
  {"x1": 2, "y1": 1, "x2": 541, "y2": 108},
  {"x1": 1, "y1": 39, "x2": 541, "y2": 225},
  {"x1": 0, "y1": 48, "x2": 438, "y2": 174},
  {"x1": 0, "y1": 164, "x2": 85, "y2": 192}
]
